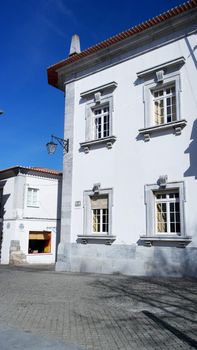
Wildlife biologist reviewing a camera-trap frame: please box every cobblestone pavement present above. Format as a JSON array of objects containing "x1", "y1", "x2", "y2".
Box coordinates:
[{"x1": 0, "y1": 265, "x2": 196, "y2": 350}]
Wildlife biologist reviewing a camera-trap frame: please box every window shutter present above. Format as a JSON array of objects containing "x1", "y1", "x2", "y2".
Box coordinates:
[{"x1": 91, "y1": 195, "x2": 108, "y2": 209}]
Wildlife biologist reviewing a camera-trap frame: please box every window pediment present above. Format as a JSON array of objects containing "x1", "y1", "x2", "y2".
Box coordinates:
[
  {"x1": 136, "y1": 57, "x2": 185, "y2": 79},
  {"x1": 80, "y1": 81, "x2": 117, "y2": 99}
]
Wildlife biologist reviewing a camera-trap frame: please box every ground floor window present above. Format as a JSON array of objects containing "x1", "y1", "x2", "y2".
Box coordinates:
[
  {"x1": 91, "y1": 195, "x2": 109, "y2": 234},
  {"x1": 145, "y1": 181, "x2": 185, "y2": 237},
  {"x1": 28, "y1": 231, "x2": 51, "y2": 254},
  {"x1": 155, "y1": 190, "x2": 180, "y2": 234},
  {"x1": 83, "y1": 187, "x2": 113, "y2": 237}
]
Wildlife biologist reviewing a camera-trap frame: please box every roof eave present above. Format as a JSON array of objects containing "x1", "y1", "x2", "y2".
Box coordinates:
[
  {"x1": 47, "y1": 1, "x2": 197, "y2": 90},
  {"x1": 0, "y1": 166, "x2": 62, "y2": 180}
]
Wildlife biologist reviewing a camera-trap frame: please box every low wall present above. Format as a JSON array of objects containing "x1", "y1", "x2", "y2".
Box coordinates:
[{"x1": 56, "y1": 243, "x2": 197, "y2": 277}]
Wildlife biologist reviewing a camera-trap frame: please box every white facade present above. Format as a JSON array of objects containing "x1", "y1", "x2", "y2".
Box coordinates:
[
  {"x1": 0, "y1": 167, "x2": 62, "y2": 265},
  {"x1": 48, "y1": 2, "x2": 197, "y2": 276}
]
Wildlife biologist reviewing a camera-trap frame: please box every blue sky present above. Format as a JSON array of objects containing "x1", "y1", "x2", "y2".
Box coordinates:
[{"x1": 0, "y1": 0, "x2": 183, "y2": 170}]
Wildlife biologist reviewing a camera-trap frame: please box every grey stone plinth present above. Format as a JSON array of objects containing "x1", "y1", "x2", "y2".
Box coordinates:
[{"x1": 56, "y1": 242, "x2": 197, "y2": 277}]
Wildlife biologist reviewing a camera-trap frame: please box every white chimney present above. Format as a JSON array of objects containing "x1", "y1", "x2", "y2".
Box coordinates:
[{"x1": 69, "y1": 34, "x2": 81, "y2": 56}]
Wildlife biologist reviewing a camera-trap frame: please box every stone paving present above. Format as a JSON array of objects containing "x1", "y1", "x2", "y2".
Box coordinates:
[{"x1": 0, "y1": 265, "x2": 196, "y2": 350}]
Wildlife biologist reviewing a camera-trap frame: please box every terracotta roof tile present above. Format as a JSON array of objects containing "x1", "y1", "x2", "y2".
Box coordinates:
[
  {"x1": 48, "y1": 0, "x2": 197, "y2": 88},
  {"x1": 29, "y1": 167, "x2": 62, "y2": 175},
  {"x1": 0, "y1": 166, "x2": 62, "y2": 176}
]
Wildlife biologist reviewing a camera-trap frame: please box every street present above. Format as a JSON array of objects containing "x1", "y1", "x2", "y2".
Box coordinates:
[{"x1": 0, "y1": 265, "x2": 196, "y2": 350}]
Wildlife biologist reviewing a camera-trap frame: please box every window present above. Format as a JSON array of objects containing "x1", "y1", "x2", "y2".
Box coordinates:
[
  {"x1": 93, "y1": 105, "x2": 110, "y2": 139},
  {"x1": 80, "y1": 82, "x2": 117, "y2": 152},
  {"x1": 155, "y1": 191, "x2": 180, "y2": 234},
  {"x1": 91, "y1": 195, "x2": 109, "y2": 234},
  {"x1": 78, "y1": 187, "x2": 115, "y2": 244},
  {"x1": 137, "y1": 57, "x2": 187, "y2": 141},
  {"x1": 28, "y1": 231, "x2": 51, "y2": 254},
  {"x1": 27, "y1": 188, "x2": 39, "y2": 207},
  {"x1": 142, "y1": 180, "x2": 191, "y2": 246},
  {"x1": 153, "y1": 85, "x2": 176, "y2": 125}
]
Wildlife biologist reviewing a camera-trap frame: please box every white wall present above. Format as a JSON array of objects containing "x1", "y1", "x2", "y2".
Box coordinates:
[
  {"x1": 70, "y1": 32, "x2": 197, "y2": 247},
  {"x1": 1, "y1": 172, "x2": 61, "y2": 264}
]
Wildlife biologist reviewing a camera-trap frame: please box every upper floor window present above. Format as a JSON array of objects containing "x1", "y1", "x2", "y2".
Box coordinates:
[
  {"x1": 27, "y1": 188, "x2": 39, "y2": 207},
  {"x1": 153, "y1": 85, "x2": 176, "y2": 125},
  {"x1": 137, "y1": 57, "x2": 187, "y2": 141},
  {"x1": 93, "y1": 104, "x2": 110, "y2": 140},
  {"x1": 80, "y1": 82, "x2": 117, "y2": 153}
]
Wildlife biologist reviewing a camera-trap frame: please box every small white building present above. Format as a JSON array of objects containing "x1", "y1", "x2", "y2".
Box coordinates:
[
  {"x1": 0, "y1": 166, "x2": 62, "y2": 265},
  {"x1": 48, "y1": 1, "x2": 197, "y2": 276}
]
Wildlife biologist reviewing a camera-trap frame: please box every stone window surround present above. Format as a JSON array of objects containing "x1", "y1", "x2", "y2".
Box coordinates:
[
  {"x1": 80, "y1": 82, "x2": 117, "y2": 153},
  {"x1": 78, "y1": 187, "x2": 115, "y2": 244},
  {"x1": 137, "y1": 57, "x2": 187, "y2": 141},
  {"x1": 141, "y1": 180, "x2": 192, "y2": 247}
]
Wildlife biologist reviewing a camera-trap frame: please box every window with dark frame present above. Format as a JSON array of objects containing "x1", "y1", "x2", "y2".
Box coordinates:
[{"x1": 28, "y1": 231, "x2": 51, "y2": 254}]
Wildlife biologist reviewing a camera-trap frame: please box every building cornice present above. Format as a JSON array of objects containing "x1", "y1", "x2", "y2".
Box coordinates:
[{"x1": 47, "y1": 1, "x2": 197, "y2": 90}]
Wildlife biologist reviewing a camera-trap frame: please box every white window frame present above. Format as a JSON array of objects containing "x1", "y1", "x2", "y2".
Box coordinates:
[
  {"x1": 144, "y1": 181, "x2": 186, "y2": 238},
  {"x1": 26, "y1": 187, "x2": 39, "y2": 207},
  {"x1": 154, "y1": 190, "x2": 181, "y2": 235},
  {"x1": 92, "y1": 104, "x2": 110, "y2": 140},
  {"x1": 92, "y1": 207, "x2": 109, "y2": 234},
  {"x1": 152, "y1": 84, "x2": 177, "y2": 125}
]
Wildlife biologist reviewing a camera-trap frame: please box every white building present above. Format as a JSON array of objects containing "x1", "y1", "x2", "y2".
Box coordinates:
[
  {"x1": 0, "y1": 166, "x2": 62, "y2": 265},
  {"x1": 48, "y1": 1, "x2": 197, "y2": 276}
]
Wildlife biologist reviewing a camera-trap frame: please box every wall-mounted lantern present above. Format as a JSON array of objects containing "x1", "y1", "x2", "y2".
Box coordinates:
[{"x1": 46, "y1": 135, "x2": 69, "y2": 154}]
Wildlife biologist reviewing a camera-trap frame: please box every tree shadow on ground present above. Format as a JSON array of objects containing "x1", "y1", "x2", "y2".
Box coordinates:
[{"x1": 89, "y1": 275, "x2": 197, "y2": 348}]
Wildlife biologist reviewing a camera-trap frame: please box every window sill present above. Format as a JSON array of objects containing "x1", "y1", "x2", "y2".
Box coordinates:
[
  {"x1": 26, "y1": 205, "x2": 39, "y2": 208},
  {"x1": 138, "y1": 119, "x2": 187, "y2": 141},
  {"x1": 77, "y1": 234, "x2": 116, "y2": 245},
  {"x1": 139, "y1": 235, "x2": 192, "y2": 247},
  {"x1": 80, "y1": 136, "x2": 116, "y2": 153}
]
